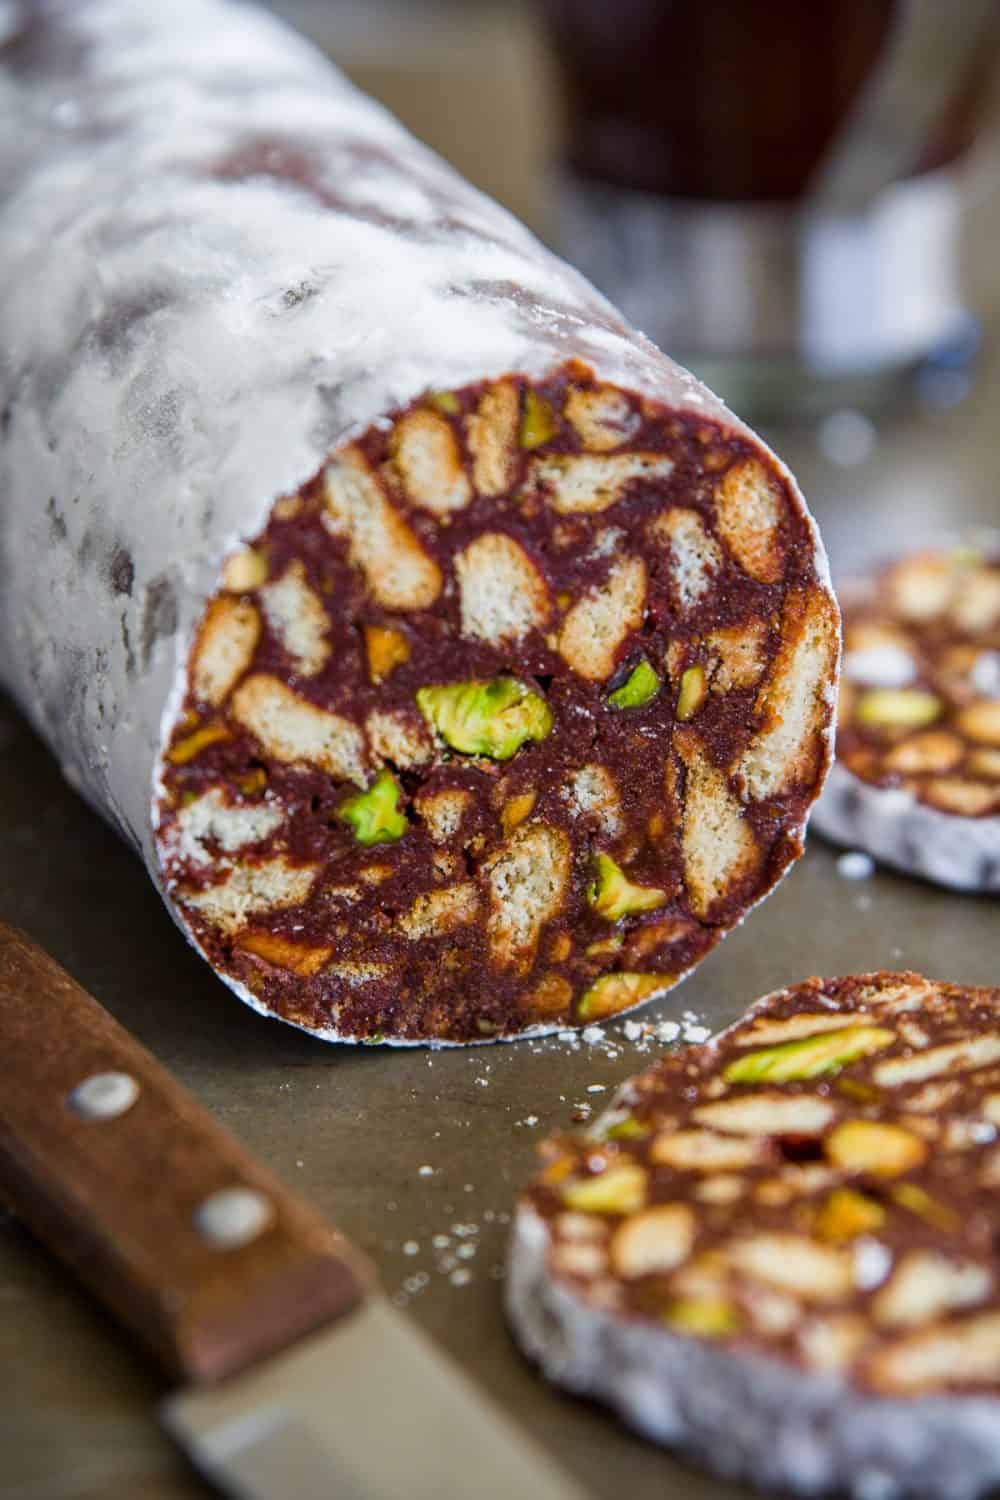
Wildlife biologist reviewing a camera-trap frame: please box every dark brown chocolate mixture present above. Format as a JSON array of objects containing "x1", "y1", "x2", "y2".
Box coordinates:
[
  {"x1": 155, "y1": 362, "x2": 835, "y2": 1042},
  {"x1": 524, "y1": 971, "x2": 1000, "y2": 1397}
]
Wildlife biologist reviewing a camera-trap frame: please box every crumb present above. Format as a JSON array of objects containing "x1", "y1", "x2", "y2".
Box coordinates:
[{"x1": 837, "y1": 850, "x2": 876, "y2": 881}]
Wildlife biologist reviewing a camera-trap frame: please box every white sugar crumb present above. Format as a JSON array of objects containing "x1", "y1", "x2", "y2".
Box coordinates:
[
  {"x1": 854, "y1": 1237, "x2": 893, "y2": 1291},
  {"x1": 520, "y1": 1114, "x2": 540, "y2": 1128},
  {"x1": 972, "y1": 650, "x2": 1000, "y2": 697},
  {"x1": 450, "y1": 1269, "x2": 472, "y2": 1287},
  {"x1": 818, "y1": 408, "x2": 877, "y2": 467},
  {"x1": 418, "y1": 1165, "x2": 434, "y2": 1177},
  {"x1": 838, "y1": 850, "x2": 876, "y2": 881},
  {"x1": 587, "y1": 1083, "x2": 606, "y2": 1094},
  {"x1": 402, "y1": 1240, "x2": 419, "y2": 1256},
  {"x1": 581, "y1": 1025, "x2": 605, "y2": 1045},
  {"x1": 623, "y1": 1019, "x2": 643, "y2": 1041}
]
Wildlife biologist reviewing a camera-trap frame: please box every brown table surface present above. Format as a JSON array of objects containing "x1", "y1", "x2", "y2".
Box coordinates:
[{"x1": 2, "y1": 9, "x2": 999, "y2": 1499}]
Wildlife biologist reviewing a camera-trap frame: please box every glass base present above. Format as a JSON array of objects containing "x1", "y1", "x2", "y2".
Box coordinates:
[
  {"x1": 682, "y1": 318, "x2": 981, "y2": 423},
  {"x1": 555, "y1": 170, "x2": 976, "y2": 421}
]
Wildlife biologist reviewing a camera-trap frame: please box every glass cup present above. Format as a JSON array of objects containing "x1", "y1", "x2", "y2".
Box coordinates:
[{"x1": 541, "y1": 0, "x2": 1000, "y2": 418}]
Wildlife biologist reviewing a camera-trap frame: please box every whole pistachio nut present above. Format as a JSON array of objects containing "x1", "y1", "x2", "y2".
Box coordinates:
[{"x1": 416, "y1": 677, "x2": 552, "y2": 760}]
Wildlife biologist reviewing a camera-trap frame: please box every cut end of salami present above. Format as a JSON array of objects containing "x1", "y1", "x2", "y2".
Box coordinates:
[
  {"x1": 508, "y1": 971, "x2": 1000, "y2": 1498},
  {"x1": 1, "y1": 0, "x2": 836, "y2": 1045},
  {"x1": 153, "y1": 362, "x2": 837, "y2": 1043},
  {"x1": 813, "y1": 545, "x2": 1000, "y2": 891}
]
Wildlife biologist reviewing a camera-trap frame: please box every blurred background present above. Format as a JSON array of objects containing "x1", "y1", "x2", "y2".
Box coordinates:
[{"x1": 260, "y1": 0, "x2": 1000, "y2": 575}]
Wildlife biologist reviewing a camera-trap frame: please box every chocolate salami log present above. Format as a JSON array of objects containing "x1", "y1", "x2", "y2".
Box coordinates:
[
  {"x1": 813, "y1": 545, "x2": 1000, "y2": 891},
  {"x1": 509, "y1": 973, "x2": 1000, "y2": 1499},
  {"x1": 0, "y1": 0, "x2": 839, "y2": 1044}
]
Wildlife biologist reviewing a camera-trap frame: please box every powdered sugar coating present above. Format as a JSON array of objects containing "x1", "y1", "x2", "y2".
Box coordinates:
[
  {"x1": 813, "y1": 762, "x2": 1000, "y2": 892},
  {"x1": 0, "y1": 0, "x2": 830, "y2": 1040}
]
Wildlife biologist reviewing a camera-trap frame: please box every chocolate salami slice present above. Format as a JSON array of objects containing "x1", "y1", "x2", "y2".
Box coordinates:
[
  {"x1": 509, "y1": 972, "x2": 1000, "y2": 1498},
  {"x1": 813, "y1": 546, "x2": 1000, "y2": 891},
  {"x1": 0, "y1": 0, "x2": 838, "y2": 1044}
]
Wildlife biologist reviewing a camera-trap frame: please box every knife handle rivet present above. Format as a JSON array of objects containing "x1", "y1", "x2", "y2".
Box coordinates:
[
  {"x1": 194, "y1": 1187, "x2": 274, "y2": 1250},
  {"x1": 67, "y1": 1071, "x2": 140, "y2": 1121}
]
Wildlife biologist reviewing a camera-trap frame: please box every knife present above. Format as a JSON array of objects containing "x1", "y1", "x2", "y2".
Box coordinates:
[{"x1": 0, "y1": 920, "x2": 589, "y2": 1500}]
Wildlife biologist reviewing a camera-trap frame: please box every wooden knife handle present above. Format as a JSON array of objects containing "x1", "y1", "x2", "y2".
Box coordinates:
[{"x1": 0, "y1": 919, "x2": 370, "y2": 1385}]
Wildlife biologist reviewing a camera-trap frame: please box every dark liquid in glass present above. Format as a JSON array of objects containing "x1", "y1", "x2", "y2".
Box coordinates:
[{"x1": 542, "y1": 0, "x2": 997, "y2": 202}]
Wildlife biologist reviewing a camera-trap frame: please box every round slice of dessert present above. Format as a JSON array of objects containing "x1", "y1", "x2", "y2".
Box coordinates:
[
  {"x1": 813, "y1": 544, "x2": 1000, "y2": 891},
  {"x1": 156, "y1": 365, "x2": 838, "y2": 1042},
  {"x1": 509, "y1": 971, "x2": 1000, "y2": 1498}
]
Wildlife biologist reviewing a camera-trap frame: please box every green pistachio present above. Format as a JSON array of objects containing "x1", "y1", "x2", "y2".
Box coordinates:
[
  {"x1": 609, "y1": 660, "x2": 660, "y2": 710},
  {"x1": 856, "y1": 688, "x2": 942, "y2": 730},
  {"x1": 724, "y1": 1025, "x2": 896, "y2": 1085},
  {"x1": 561, "y1": 1163, "x2": 647, "y2": 1214},
  {"x1": 336, "y1": 770, "x2": 407, "y2": 846},
  {"x1": 520, "y1": 389, "x2": 557, "y2": 449},
  {"x1": 576, "y1": 972, "x2": 670, "y2": 1021},
  {"x1": 665, "y1": 1298, "x2": 740, "y2": 1338},
  {"x1": 588, "y1": 853, "x2": 667, "y2": 922},
  {"x1": 603, "y1": 1115, "x2": 649, "y2": 1142},
  {"x1": 676, "y1": 665, "x2": 706, "y2": 721},
  {"x1": 416, "y1": 677, "x2": 552, "y2": 760},
  {"x1": 426, "y1": 390, "x2": 461, "y2": 414}
]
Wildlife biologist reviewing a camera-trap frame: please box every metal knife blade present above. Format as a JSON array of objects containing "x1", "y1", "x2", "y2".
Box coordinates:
[
  {"x1": 0, "y1": 919, "x2": 591, "y2": 1500},
  {"x1": 164, "y1": 1298, "x2": 587, "y2": 1500}
]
